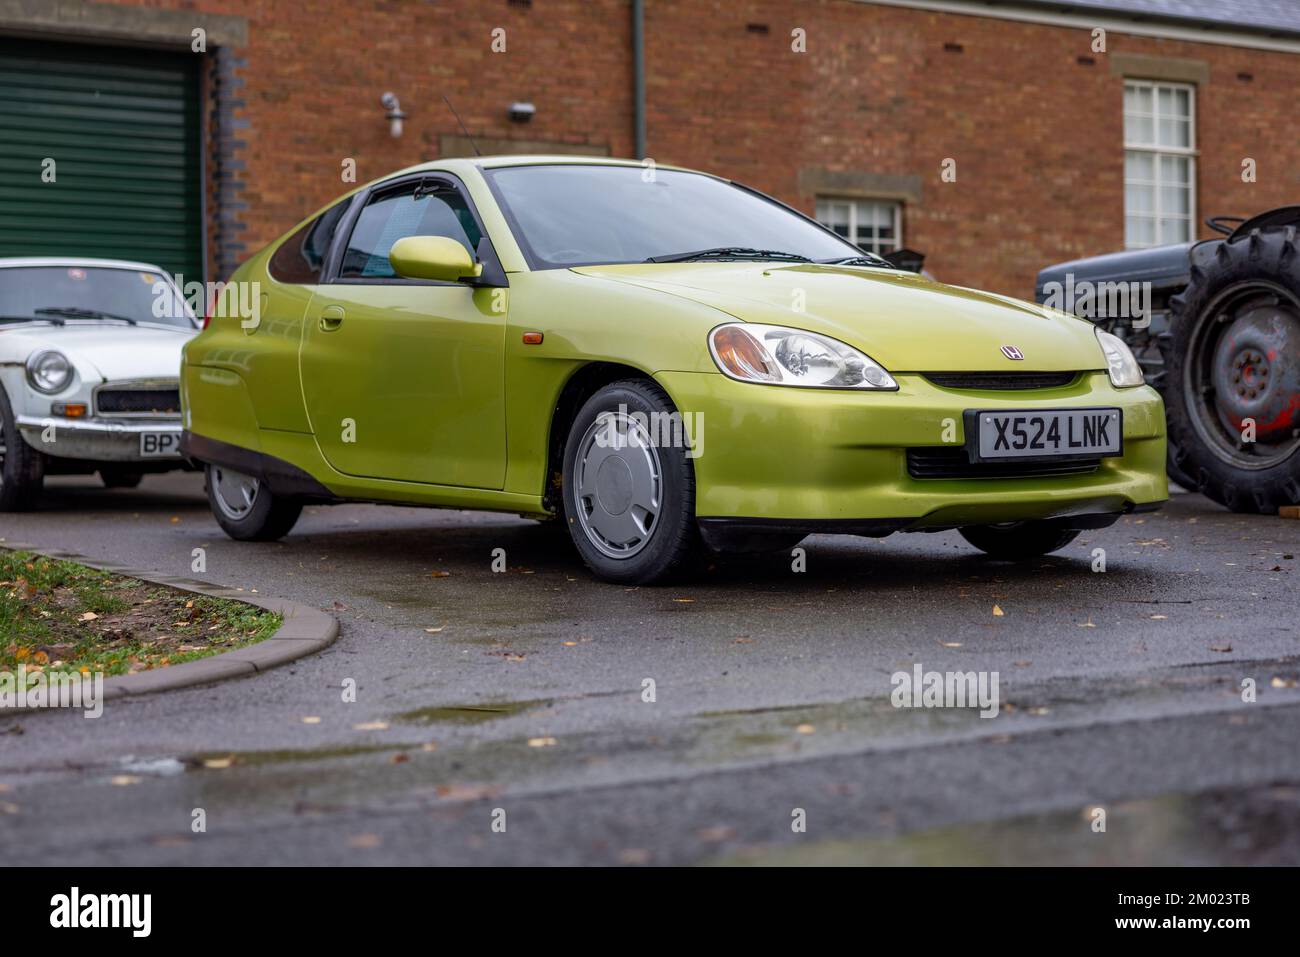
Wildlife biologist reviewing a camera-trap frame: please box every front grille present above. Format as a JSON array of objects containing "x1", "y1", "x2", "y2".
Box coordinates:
[
  {"x1": 922, "y1": 371, "x2": 1079, "y2": 390},
  {"x1": 95, "y1": 388, "x2": 181, "y2": 417},
  {"x1": 907, "y1": 447, "x2": 1100, "y2": 480}
]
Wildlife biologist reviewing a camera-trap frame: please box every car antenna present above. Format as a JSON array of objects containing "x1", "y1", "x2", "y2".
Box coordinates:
[{"x1": 443, "y1": 96, "x2": 482, "y2": 156}]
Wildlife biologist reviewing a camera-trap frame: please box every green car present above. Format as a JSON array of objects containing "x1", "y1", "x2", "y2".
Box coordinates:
[{"x1": 181, "y1": 156, "x2": 1167, "y2": 583}]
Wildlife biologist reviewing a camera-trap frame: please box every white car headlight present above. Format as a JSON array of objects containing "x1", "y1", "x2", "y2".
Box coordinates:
[
  {"x1": 1096, "y1": 329, "x2": 1144, "y2": 388},
  {"x1": 708, "y1": 323, "x2": 897, "y2": 390},
  {"x1": 26, "y1": 350, "x2": 74, "y2": 394}
]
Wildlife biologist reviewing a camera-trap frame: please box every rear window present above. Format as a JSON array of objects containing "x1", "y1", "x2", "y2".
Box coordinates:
[{"x1": 269, "y1": 200, "x2": 350, "y2": 284}]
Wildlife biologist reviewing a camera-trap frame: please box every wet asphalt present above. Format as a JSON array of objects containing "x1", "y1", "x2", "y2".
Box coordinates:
[{"x1": 1, "y1": 473, "x2": 1298, "y2": 865}]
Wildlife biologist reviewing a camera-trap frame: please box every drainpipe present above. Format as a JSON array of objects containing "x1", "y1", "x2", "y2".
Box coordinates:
[{"x1": 632, "y1": 0, "x2": 646, "y2": 159}]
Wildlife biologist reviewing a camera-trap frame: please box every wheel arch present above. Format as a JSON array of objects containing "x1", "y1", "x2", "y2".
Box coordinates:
[{"x1": 542, "y1": 361, "x2": 679, "y2": 511}]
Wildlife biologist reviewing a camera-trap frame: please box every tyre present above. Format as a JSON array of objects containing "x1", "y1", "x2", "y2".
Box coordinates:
[
  {"x1": 205, "y1": 463, "x2": 303, "y2": 541},
  {"x1": 0, "y1": 385, "x2": 44, "y2": 511},
  {"x1": 99, "y1": 468, "x2": 143, "y2": 489},
  {"x1": 959, "y1": 521, "x2": 1080, "y2": 559},
  {"x1": 1165, "y1": 228, "x2": 1300, "y2": 513},
  {"x1": 562, "y1": 379, "x2": 701, "y2": 584}
]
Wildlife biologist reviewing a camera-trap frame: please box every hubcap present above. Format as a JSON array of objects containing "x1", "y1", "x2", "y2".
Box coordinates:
[
  {"x1": 1186, "y1": 280, "x2": 1300, "y2": 470},
  {"x1": 573, "y1": 411, "x2": 663, "y2": 559},
  {"x1": 211, "y1": 466, "x2": 260, "y2": 521}
]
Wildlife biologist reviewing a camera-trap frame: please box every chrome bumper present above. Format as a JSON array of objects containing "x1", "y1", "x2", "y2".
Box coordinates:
[{"x1": 15, "y1": 415, "x2": 185, "y2": 463}]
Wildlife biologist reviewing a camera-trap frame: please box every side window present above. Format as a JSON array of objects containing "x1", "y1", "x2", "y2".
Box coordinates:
[
  {"x1": 339, "y1": 182, "x2": 483, "y2": 280},
  {"x1": 268, "y1": 199, "x2": 350, "y2": 284}
]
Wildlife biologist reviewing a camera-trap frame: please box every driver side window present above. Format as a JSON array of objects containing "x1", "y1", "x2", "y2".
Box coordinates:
[{"x1": 339, "y1": 181, "x2": 482, "y2": 280}]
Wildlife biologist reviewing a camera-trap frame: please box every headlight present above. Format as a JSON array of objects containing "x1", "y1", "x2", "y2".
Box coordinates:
[
  {"x1": 26, "y1": 350, "x2": 74, "y2": 394},
  {"x1": 1095, "y1": 329, "x2": 1144, "y2": 388},
  {"x1": 708, "y1": 323, "x2": 897, "y2": 390}
]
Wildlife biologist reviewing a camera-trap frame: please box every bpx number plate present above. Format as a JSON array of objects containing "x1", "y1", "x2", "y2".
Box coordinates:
[
  {"x1": 139, "y1": 431, "x2": 182, "y2": 458},
  {"x1": 973, "y1": 408, "x2": 1122, "y2": 460}
]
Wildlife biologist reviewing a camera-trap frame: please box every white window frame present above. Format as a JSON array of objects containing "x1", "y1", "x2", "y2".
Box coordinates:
[
  {"x1": 815, "y1": 197, "x2": 903, "y2": 256},
  {"x1": 1123, "y1": 78, "x2": 1197, "y2": 249}
]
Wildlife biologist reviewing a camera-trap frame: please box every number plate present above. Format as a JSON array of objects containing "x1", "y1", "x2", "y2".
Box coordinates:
[
  {"x1": 971, "y1": 408, "x2": 1122, "y2": 460},
  {"x1": 139, "y1": 431, "x2": 182, "y2": 458}
]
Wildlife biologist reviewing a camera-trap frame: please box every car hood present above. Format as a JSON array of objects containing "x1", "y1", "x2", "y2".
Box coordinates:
[
  {"x1": 574, "y1": 262, "x2": 1106, "y2": 373},
  {"x1": 0, "y1": 323, "x2": 195, "y2": 381}
]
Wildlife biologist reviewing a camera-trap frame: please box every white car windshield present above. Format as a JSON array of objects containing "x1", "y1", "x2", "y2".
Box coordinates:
[
  {"x1": 0, "y1": 266, "x2": 196, "y2": 330},
  {"x1": 484, "y1": 164, "x2": 875, "y2": 269}
]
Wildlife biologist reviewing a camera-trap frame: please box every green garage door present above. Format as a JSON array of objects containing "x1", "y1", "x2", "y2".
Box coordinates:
[{"x1": 0, "y1": 38, "x2": 203, "y2": 282}]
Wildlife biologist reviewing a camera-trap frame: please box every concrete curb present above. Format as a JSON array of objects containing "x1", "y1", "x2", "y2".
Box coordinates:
[{"x1": 0, "y1": 542, "x2": 338, "y2": 708}]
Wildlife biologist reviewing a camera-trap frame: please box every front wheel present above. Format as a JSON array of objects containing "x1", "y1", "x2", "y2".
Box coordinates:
[
  {"x1": 563, "y1": 379, "x2": 701, "y2": 584},
  {"x1": 959, "y1": 521, "x2": 1080, "y2": 560},
  {"x1": 0, "y1": 386, "x2": 44, "y2": 511},
  {"x1": 205, "y1": 463, "x2": 302, "y2": 541}
]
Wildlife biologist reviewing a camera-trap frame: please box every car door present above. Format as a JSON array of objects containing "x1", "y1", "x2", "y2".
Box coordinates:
[{"x1": 300, "y1": 175, "x2": 508, "y2": 489}]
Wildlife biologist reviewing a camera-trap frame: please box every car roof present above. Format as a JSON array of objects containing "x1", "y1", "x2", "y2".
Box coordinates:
[
  {"x1": 395, "y1": 154, "x2": 720, "y2": 180},
  {"x1": 0, "y1": 256, "x2": 171, "y2": 273}
]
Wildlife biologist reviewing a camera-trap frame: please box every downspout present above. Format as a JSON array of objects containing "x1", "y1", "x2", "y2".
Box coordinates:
[{"x1": 632, "y1": 0, "x2": 646, "y2": 159}]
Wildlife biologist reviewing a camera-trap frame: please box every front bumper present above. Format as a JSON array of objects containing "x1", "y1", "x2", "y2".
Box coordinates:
[
  {"x1": 656, "y1": 370, "x2": 1168, "y2": 527},
  {"x1": 16, "y1": 415, "x2": 184, "y2": 463}
]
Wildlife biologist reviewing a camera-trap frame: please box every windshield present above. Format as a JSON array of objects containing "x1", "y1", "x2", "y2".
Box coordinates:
[
  {"x1": 0, "y1": 266, "x2": 196, "y2": 329},
  {"x1": 484, "y1": 165, "x2": 866, "y2": 268}
]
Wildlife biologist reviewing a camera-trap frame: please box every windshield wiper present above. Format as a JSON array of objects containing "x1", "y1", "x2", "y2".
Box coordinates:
[
  {"x1": 646, "y1": 247, "x2": 812, "y2": 264},
  {"x1": 815, "y1": 255, "x2": 891, "y2": 267},
  {"x1": 35, "y1": 307, "x2": 138, "y2": 325}
]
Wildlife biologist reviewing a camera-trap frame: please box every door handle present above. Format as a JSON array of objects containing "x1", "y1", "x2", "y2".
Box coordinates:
[{"x1": 318, "y1": 306, "x2": 345, "y2": 332}]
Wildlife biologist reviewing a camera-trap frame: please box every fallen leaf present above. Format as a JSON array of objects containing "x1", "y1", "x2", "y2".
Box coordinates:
[
  {"x1": 110, "y1": 775, "x2": 141, "y2": 786},
  {"x1": 696, "y1": 825, "x2": 736, "y2": 843},
  {"x1": 390, "y1": 753, "x2": 409, "y2": 764},
  {"x1": 424, "y1": 627, "x2": 444, "y2": 634},
  {"x1": 1150, "y1": 614, "x2": 1168, "y2": 620},
  {"x1": 528, "y1": 736, "x2": 557, "y2": 748},
  {"x1": 940, "y1": 641, "x2": 962, "y2": 648},
  {"x1": 1209, "y1": 643, "x2": 1233, "y2": 653},
  {"x1": 1271, "y1": 676, "x2": 1297, "y2": 689},
  {"x1": 352, "y1": 721, "x2": 389, "y2": 731},
  {"x1": 795, "y1": 723, "x2": 816, "y2": 735},
  {"x1": 992, "y1": 605, "x2": 1005, "y2": 617},
  {"x1": 429, "y1": 570, "x2": 451, "y2": 578},
  {"x1": 202, "y1": 756, "x2": 235, "y2": 769},
  {"x1": 347, "y1": 833, "x2": 382, "y2": 849},
  {"x1": 78, "y1": 612, "x2": 100, "y2": 622},
  {"x1": 301, "y1": 716, "x2": 322, "y2": 724}
]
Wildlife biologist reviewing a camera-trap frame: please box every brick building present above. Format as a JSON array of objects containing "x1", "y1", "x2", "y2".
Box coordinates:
[{"x1": 1, "y1": 0, "x2": 1298, "y2": 297}]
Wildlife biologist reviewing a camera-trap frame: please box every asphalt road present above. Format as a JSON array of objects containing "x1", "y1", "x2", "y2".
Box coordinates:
[{"x1": 2, "y1": 473, "x2": 1298, "y2": 865}]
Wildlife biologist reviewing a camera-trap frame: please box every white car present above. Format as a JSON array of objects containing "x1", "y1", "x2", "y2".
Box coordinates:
[{"x1": 0, "y1": 258, "x2": 200, "y2": 510}]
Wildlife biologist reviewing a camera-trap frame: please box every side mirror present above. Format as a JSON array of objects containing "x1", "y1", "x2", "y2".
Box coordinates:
[{"x1": 389, "y1": 236, "x2": 483, "y2": 282}]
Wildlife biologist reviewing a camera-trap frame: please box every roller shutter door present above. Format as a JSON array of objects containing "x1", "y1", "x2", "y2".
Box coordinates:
[{"x1": 0, "y1": 37, "x2": 203, "y2": 281}]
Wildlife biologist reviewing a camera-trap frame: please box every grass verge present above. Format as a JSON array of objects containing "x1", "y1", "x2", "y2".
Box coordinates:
[{"x1": 0, "y1": 550, "x2": 281, "y2": 677}]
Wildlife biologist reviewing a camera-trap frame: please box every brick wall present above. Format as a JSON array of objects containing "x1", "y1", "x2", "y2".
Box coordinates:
[{"x1": 44, "y1": 0, "x2": 1300, "y2": 295}]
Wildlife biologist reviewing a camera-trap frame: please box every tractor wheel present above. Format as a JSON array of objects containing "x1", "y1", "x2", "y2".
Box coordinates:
[{"x1": 1165, "y1": 227, "x2": 1300, "y2": 513}]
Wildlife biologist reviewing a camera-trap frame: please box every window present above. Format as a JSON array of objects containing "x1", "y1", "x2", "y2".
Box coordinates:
[
  {"x1": 815, "y1": 199, "x2": 901, "y2": 256},
  {"x1": 339, "y1": 181, "x2": 482, "y2": 279},
  {"x1": 1124, "y1": 80, "x2": 1195, "y2": 248},
  {"x1": 269, "y1": 200, "x2": 350, "y2": 284}
]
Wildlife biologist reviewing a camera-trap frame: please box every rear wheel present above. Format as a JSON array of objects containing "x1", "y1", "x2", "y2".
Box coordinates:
[
  {"x1": 0, "y1": 386, "x2": 44, "y2": 511},
  {"x1": 959, "y1": 521, "x2": 1080, "y2": 560},
  {"x1": 562, "y1": 379, "x2": 701, "y2": 584},
  {"x1": 99, "y1": 468, "x2": 143, "y2": 489},
  {"x1": 1165, "y1": 229, "x2": 1300, "y2": 512},
  {"x1": 205, "y1": 463, "x2": 302, "y2": 541}
]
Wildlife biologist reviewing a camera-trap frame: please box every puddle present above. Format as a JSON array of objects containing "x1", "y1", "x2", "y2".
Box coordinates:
[
  {"x1": 395, "y1": 698, "x2": 553, "y2": 725},
  {"x1": 710, "y1": 784, "x2": 1300, "y2": 866},
  {"x1": 188, "y1": 743, "x2": 401, "y2": 768}
]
